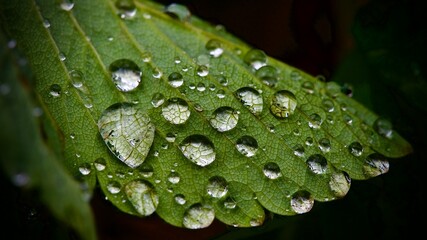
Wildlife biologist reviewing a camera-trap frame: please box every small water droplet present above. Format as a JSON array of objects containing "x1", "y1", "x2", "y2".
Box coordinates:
[
  {"x1": 196, "y1": 82, "x2": 206, "y2": 92},
  {"x1": 363, "y1": 153, "x2": 389, "y2": 177},
  {"x1": 374, "y1": 117, "x2": 393, "y2": 139},
  {"x1": 197, "y1": 54, "x2": 210, "y2": 66},
  {"x1": 209, "y1": 106, "x2": 239, "y2": 132},
  {"x1": 43, "y1": 19, "x2": 51, "y2": 28},
  {"x1": 79, "y1": 163, "x2": 92, "y2": 176},
  {"x1": 98, "y1": 103, "x2": 155, "y2": 168},
  {"x1": 115, "y1": 0, "x2": 137, "y2": 19},
  {"x1": 293, "y1": 144, "x2": 305, "y2": 157},
  {"x1": 59, "y1": 52, "x2": 66, "y2": 61},
  {"x1": 164, "y1": 3, "x2": 191, "y2": 21},
  {"x1": 60, "y1": 0, "x2": 74, "y2": 11},
  {"x1": 109, "y1": 59, "x2": 142, "y2": 92},
  {"x1": 161, "y1": 98, "x2": 191, "y2": 124},
  {"x1": 69, "y1": 69, "x2": 84, "y2": 88},
  {"x1": 236, "y1": 135, "x2": 258, "y2": 157},
  {"x1": 179, "y1": 135, "x2": 216, "y2": 167},
  {"x1": 174, "y1": 194, "x2": 186, "y2": 205},
  {"x1": 151, "y1": 92, "x2": 165, "y2": 108},
  {"x1": 107, "y1": 181, "x2": 121, "y2": 194},
  {"x1": 270, "y1": 90, "x2": 297, "y2": 118},
  {"x1": 217, "y1": 75, "x2": 228, "y2": 86},
  {"x1": 306, "y1": 154, "x2": 328, "y2": 174},
  {"x1": 223, "y1": 197, "x2": 237, "y2": 209},
  {"x1": 291, "y1": 190, "x2": 314, "y2": 214},
  {"x1": 206, "y1": 39, "x2": 224, "y2": 58},
  {"x1": 343, "y1": 114, "x2": 353, "y2": 125},
  {"x1": 301, "y1": 81, "x2": 315, "y2": 94},
  {"x1": 168, "y1": 72, "x2": 184, "y2": 88},
  {"x1": 142, "y1": 52, "x2": 152, "y2": 62},
  {"x1": 142, "y1": 12, "x2": 151, "y2": 19},
  {"x1": 348, "y1": 141, "x2": 363, "y2": 156},
  {"x1": 244, "y1": 49, "x2": 267, "y2": 70},
  {"x1": 139, "y1": 163, "x2": 154, "y2": 178},
  {"x1": 322, "y1": 99, "x2": 335, "y2": 112},
  {"x1": 263, "y1": 162, "x2": 282, "y2": 179},
  {"x1": 305, "y1": 137, "x2": 314, "y2": 146},
  {"x1": 194, "y1": 103, "x2": 203, "y2": 112},
  {"x1": 183, "y1": 204, "x2": 215, "y2": 229},
  {"x1": 165, "y1": 132, "x2": 177, "y2": 143},
  {"x1": 196, "y1": 65, "x2": 209, "y2": 77},
  {"x1": 216, "y1": 89, "x2": 225, "y2": 99},
  {"x1": 125, "y1": 180, "x2": 158, "y2": 216},
  {"x1": 308, "y1": 113, "x2": 322, "y2": 129},
  {"x1": 329, "y1": 172, "x2": 351, "y2": 198},
  {"x1": 235, "y1": 87, "x2": 263, "y2": 115},
  {"x1": 168, "y1": 172, "x2": 180, "y2": 184},
  {"x1": 318, "y1": 138, "x2": 331, "y2": 152},
  {"x1": 94, "y1": 158, "x2": 106, "y2": 171},
  {"x1": 290, "y1": 70, "x2": 302, "y2": 81},
  {"x1": 256, "y1": 65, "x2": 278, "y2": 87},
  {"x1": 207, "y1": 176, "x2": 228, "y2": 198}
]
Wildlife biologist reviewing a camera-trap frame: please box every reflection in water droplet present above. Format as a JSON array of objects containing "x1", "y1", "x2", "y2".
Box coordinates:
[
  {"x1": 291, "y1": 190, "x2": 314, "y2": 214},
  {"x1": 60, "y1": 0, "x2": 74, "y2": 11},
  {"x1": 363, "y1": 153, "x2": 389, "y2": 177},
  {"x1": 98, "y1": 103, "x2": 155, "y2": 168},
  {"x1": 168, "y1": 172, "x2": 180, "y2": 184},
  {"x1": 236, "y1": 135, "x2": 258, "y2": 157},
  {"x1": 301, "y1": 81, "x2": 314, "y2": 94},
  {"x1": 109, "y1": 59, "x2": 142, "y2": 92},
  {"x1": 256, "y1": 65, "x2": 278, "y2": 87},
  {"x1": 43, "y1": 19, "x2": 51, "y2": 28},
  {"x1": 207, "y1": 176, "x2": 228, "y2": 198},
  {"x1": 318, "y1": 138, "x2": 331, "y2": 153},
  {"x1": 329, "y1": 172, "x2": 351, "y2": 198},
  {"x1": 270, "y1": 90, "x2": 297, "y2": 118},
  {"x1": 209, "y1": 106, "x2": 239, "y2": 132},
  {"x1": 107, "y1": 181, "x2": 121, "y2": 194},
  {"x1": 308, "y1": 113, "x2": 322, "y2": 129},
  {"x1": 263, "y1": 162, "x2": 282, "y2": 179},
  {"x1": 196, "y1": 82, "x2": 206, "y2": 92},
  {"x1": 217, "y1": 75, "x2": 228, "y2": 86},
  {"x1": 293, "y1": 144, "x2": 305, "y2": 157},
  {"x1": 206, "y1": 39, "x2": 224, "y2": 58},
  {"x1": 115, "y1": 0, "x2": 136, "y2": 19},
  {"x1": 374, "y1": 117, "x2": 393, "y2": 139},
  {"x1": 79, "y1": 163, "x2": 92, "y2": 176},
  {"x1": 306, "y1": 154, "x2": 328, "y2": 174},
  {"x1": 183, "y1": 204, "x2": 215, "y2": 229},
  {"x1": 174, "y1": 194, "x2": 186, "y2": 205},
  {"x1": 139, "y1": 163, "x2": 154, "y2": 178},
  {"x1": 197, "y1": 65, "x2": 209, "y2": 77},
  {"x1": 125, "y1": 180, "x2": 158, "y2": 216},
  {"x1": 151, "y1": 93, "x2": 165, "y2": 108},
  {"x1": 49, "y1": 84, "x2": 61, "y2": 97},
  {"x1": 236, "y1": 87, "x2": 263, "y2": 115},
  {"x1": 69, "y1": 69, "x2": 84, "y2": 88},
  {"x1": 179, "y1": 135, "x2": 216, "y2": 167},
  {"x1": 164, "y1": 3, "x2": 191, "y2": 21},
  {"x1": 348, "y1": 141, "x2": 363, "y2": 156},
  {"x1": 305, "y1": 137, "x2": 314, "y2": 146},
  {"x1": 223, "y1": 197, "x2": 237, "y2": 209},
  {"x1": 168, "y1": 72, "x2": 184, "y2": 88},
  {"x1": 94, "y1": 158, "x2": 106, "y2": 171},
  {"x1": 322, "y1": 99, "x2": 335, "y2": 112},
  {"x1": 161, "y1": 98, "x2": 191, "y2": 124},
  {"x1": 244, "y1": 49, "x2": 267, "y2": 70}
]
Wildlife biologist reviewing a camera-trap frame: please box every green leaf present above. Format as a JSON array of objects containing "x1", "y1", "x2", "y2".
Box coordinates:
[
  {"x1": 0, "y1": 36, "x2": 96, "y2": 239},
  {"x1": 0, "y1": 0, "x2": 412, "y2": 231}
]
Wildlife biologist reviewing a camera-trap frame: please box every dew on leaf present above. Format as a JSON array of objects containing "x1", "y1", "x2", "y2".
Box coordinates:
[
  {"x1": 301, "y1": 81, "x2": 315, "y2": 94},
  {"x1": 78, "y1": 163, "x2": 92, "y2": 176},
  {"x1": 270, "y1": 90, "x2": 297, "y2": 118},
  {"x1": 125, "y1": 180, "x2": 158, "y2": 216},
  {"x1": 43, "y1": 19, "x2": 50, "y2": 28},
  {"x1": 374, "y1": 117, "x2": 393, "y2": 139},
  {"x1": 196, "y1": 82, "x2": 206, "y2": 92},
  {"x1": 256, "y1": 65, "x2": 278, "y2": 87},
  {"x1": 318, "y1": 138, "x2": 331, "y2": 153},
  {"x1": 196, "y1": 65, "x2": 209, "y2": 77},
  {"x1": 306, "y1": 154, "x2": 328, "y2": 174},
  {"x1": 290, "y1": 70, "x2": 302, "y2": 81},
  {"x1": 363, "y1": 153, "x2": 390, "y2": 177},
  {"x1": 235, "y1": 87, "x2": 263, "y2": 115},
  {"x1": 308, "y1": 113, "x2": 322, "y2": 129},
  {"x1": 293, "y1": 144, "x2": 305, "y2": 157},
  {"x1": 168, "y1": 72, "x2": 184, "y2": 88},
  {"x1": 60, "y1": 0, "x2": 74, "y2": 11},
  {"x1": 329, "y1": 172, "x2": 351, "y2": 198},
  {"x1": 152, "y1": 68, "x2": 163, "y2": 79},
  {"x1": 142, "y1": 52, "x2": 152, "y2": 62},
  {"x1": 207, "y1": 176, "x2": 228, "y2": 198},
  {"x1": 69, "y1": 69, "x2": 84, "y2": 88},
  {"x1": 161, "y1": 98, "x2": 191, "y2": 124},
  {"x1": 174, "y1": 194, "x2": 186, "y2": 205},
  {"x1": 109, "y1": 59, "x2": 142, "y2": 92},
  {"x1": 236, "y1": 135, "x2": 258, "y2": 157},
  {"x1": 217, "y1": 75, "x2": 228, "y2": 86},
  {"x1": 291, "y1": 190, "x2": 314, "y2": 214},
  {"x1": 139, "y1": 163, "x2": 154, "y2": 178},
  {"x1": 98, "y1": 103, "x2": 155, "y2": 168},
  {"x1": 167, "y1": 172, "x2": 181, "y2": 184},
  {"x1": 206, "y1": 39, "x2": 224, "y2": 58},
  {"x1": 244, "y1": 49, "x2": 267, "y2": 70},
  {"x1": 49, "y1": 84, "x2": 61, "y2": 98},
  {"x1": 179, "y1": 135, "x2": 216, "y2": 167},
  {"x1": 322, "y1": 99, "x2": 335, "y2": 112},
  {"x1": 59, "y1": 52, "x2": 66, "y2": 61},
  {"x1": 348, "y1": 141, "x2": 363, "y2": 156},
  {"x1": 94, "y1": 158, "x2": 106, "y2": 171},
  {"x1": 223, "y1": 197, "x2": 237, "y2": 209},
  {"x1": 115, "y1": 0, "x2": 137, "y2": 19},
  {"x1": 165, "y1": 132, "x2": 177, "y2": 143},
  {"x1": 107, "y1": 181, "x2": 121, "y2": 194},
  {"x1": 164, "y1": 3, "x2": 191, "y2": 21},
  {"x1": 183, "y1": 204, "x2": 215, "y2": 229},
  {"x1": 209, "y1": 106, "x2": 239, "y2": 132},
  {"x1": 263, "y1": 162, "x2": 282, "y2": 179},
  {"x1": 305, "y1": 137, "x2": 314, "y2": 146},
  {"x1": 343, "y1": 114, "x2": 353, "y2": 125},
  {"x1": 216, "y1": 89, "x2": 225, "y2": 99},
  {"x1": 151, "y1": 92, "x2": 165, "y2": 108}
]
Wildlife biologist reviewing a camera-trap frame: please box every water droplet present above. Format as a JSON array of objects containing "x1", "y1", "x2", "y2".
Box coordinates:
[
  {"x1": 216, "y1": 89, "x2": 225, "y2": 99},
  {"x1": 291, "y1": 191, "x2": 314, "y2": 214},
  {"x1": 179, "y1": 135, "x2": 216, "y2": 167},
  {"x1": 250, "y1": 218, "x2": 264, "y2": 227},
  {"x1": 301, "y1": 81, "x2": 315, "y2": 94},
  {"x1": 244, "y1": 49, "x2": 267, "y2": 70},
  {"x1": 363, "y1": 153, "x2": 389, "y2": 177},
  {"x1": 79, "y1": 163, "x2": 92, "y2": 176},
  {"x1": 306, "y1": 154, "x2": 328, "y2": 174},
  {"x1": 194, "y1": 103, "x2": 203, "y2": 112},
  {"x1": 168, "y1": 172, "x2": 180, "y2": 184},
  {"x1": 318, "y1": 138, "x2": 331, "y2": 152},
  {"x1": 109, "y1": 59, "x2": 142, "y2": 92},
  {"x1": 209, "y1": 84, "x2": 216, "y2": 91},
  {"x1": 206, "y1": 39, "x2": 224, "y2": 58},
  {"x1": 59, "y1": 52, "x2": 66, "y2": 61},
  {"x1": 263, "y1": 162, "x2": 282, "y2": 179},
  {"x1": 139, "y1": 163, "x2": 154, "y2": 178},
  {"x1": 290, "y1": 70, "x2": 302, "y2": 81},
  {"x1": 196, "y1": 82, "x2": 206, "y2": 92},
  {"x1": 164, "y1": 3, "x2": 191, "y2": 21},
  {"x1": 43, "y1": 19, "x2": 51, "y2": 28},
  {"x1": 115, "y1": 0, "x2": 137, "y2": 19},
  {"x1": 270, "y1": 90, "x2": 297, "y2": 118},
  {"x1": 151, "y1": 92, "x2": 165, "y2": 108},
  {"x1": 107, "y1": 181, "x2": 121, "y2": 194},
  {"x1": 209, "y1": 106, "x2": 239, "y2": 132},
  {"x1": 69, "y1": 69, "x2": 84, "y2": 88},
  {"x1": 374, "y1": 117, "x2": 393, "y2": 139},
  {"x1": 60, "y1": 0, "x2": 74, "y2": 11},
  {"x1": 49, "y1": 84, "x2": 61, "y2": 97},
  {"x1": 236, "y1": 135, "x2": 258, "y2": 157},
  {"x1": 305, "y1": 137, "x2": 314, "y2": 146},
  {"x1": 142, "y1": 52, "x2": 152, "y2": 62},
  {"x1": 161, "y1": 98, "x2": 191, "y2": 124},
  {"x1": 174, "y1": 194, "x2": 186, "y2": 205},
  {"x1": 165, "y1": 132, "x2": 177, "y2": 143},
  {"x1": 142, "y1": 12, "x2": 151, "y2": 19},
  {"x1": 196, "y1": 65, "x2": 209, "y2": 77},
  {"x1": 322, "y1": 99, "x2": 335, "y2": 112},
  {"x1": 235, "y1": 87, "x2": 263, "y2": 115},
  {"x1": 343, "y1": 114, "x2": 353, "y2": 125},
  {"x1": 329, "y1": 172, "x2": 351, "y2": 198},
  {"x1": 168, "y1": 72, "x2": 184, "y2": 88},
  {"x1": 256, "y1": 65, "x2": 278, "y2": 87},
  {"x1": 217, "y1": 75, "x2": 228, "y2": 86},
  {"x1": 207, "y1": 176, "x2": 228, "y2": 198},
  {"x1": 223, "y1": 197, "x2": 237, "y2": 209},
  {"x1": 293, "y1": 144, "x2": 305, "y2": 157},
  {"x1": 125, "y1": 180, "x2": 158, "y2": 216},
  {"x1": 348, "y1": 141, "x2": 363, "y2": 156},
  {"x1": 183, "y1": 204, "x2": 215, "y2": 229},
  {"x1": 197, "y1": 54, "x2": 210, "y2": 66},
  {"x1": 308, "y1": 113, "x2": 322, "y2": 129},
  {"x1": 98, "y1": 103, "x2": 155, "y2": 168},
  {"x1": 94, "y1": 158, "x2": 106, "y2": 171}
]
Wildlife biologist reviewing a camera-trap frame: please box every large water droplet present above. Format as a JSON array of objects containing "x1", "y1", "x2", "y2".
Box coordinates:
[
  {"x1": 174, "y1": 194, "x2": 186, "y2": 205},
  {"x1": 167, "y1": 172, "x2": 180, "y2": 184},
  {"x1": 306, "y1": 154, "x2": 328, "y2": 174},
  {"x1": 94, "y1": 158, "x2": 106, "y2": 171},
  {"x1": 235, "y1": 87, "x2": 263, "y2": 115},
  {"x1": 291, "y1": 191, "x2": 314, "y2": 214},
  {"x1": 209, "y1": 107, "x2": 239, "y2": 132},
  {"x1": 179, "y1": 135, "x2": 216, "y2": 167},
  {"x1": 270, "y1": 90, "x2": 297, "y2": 118},
  {"x1": 168, "y1": 72, "x2": 184, "y2": 88},
  {"x1": 49, "y1": 84, "x2": 61, "y2": 97},
  {"x1": 69, "y1": 70, "x2": 84, "y2": 88},
  {"x1": 164, "y1": 3, "x2": 191, "y2": 21},
  {"x1": 236, "y1": 135, "x2": 258, "y2": 157},
  {"x1": 348, "y1": 141, "x2": 363, "y2": 156},
  {"x1": 256, "y1": 65, "x2": 278, "y2": 87},
  {"x1": 363, "y1": 153, "x2": 389, "y2": 177},
  {"x1": 125, "y1": 180, "x2": 158, "y2": 216},
  {"x1": 263, "y1": 162, "x2": 282, "y2": 179},
  {"x1": 374, "y1": 117, "x2": 393, "y2": 139},
  {"x1": 161, "y1": 98, "x2": 191, "y2": 124},
  {"x1": 244, "y1": 49, "x2": 267, "y2": 70},
  {"x1": 78, "y1": 163, "x2": 92, "y2": 176},
  {"x1": 98, "y1": 103, "x2": 155, "y2": 168},
  {"x1": 206, "y1": 39, "x2": 224, "y2": 58},
  {"x1": 60, "y1": 0, "x2": 74, "y2": 11},
  {"x1": 207, "y1": 176, "x2": 228, "y2": 198},
  {"x1": 183, "y1": 204, "x2": 215, "y2": 229},
  {"x1": 109, "y1": 59, "x2": 141, "y2": 92},
  {"x1": 329, "y1": 172, "x2": 351, "y2": 198}
]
